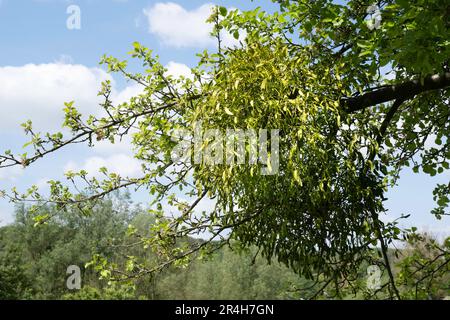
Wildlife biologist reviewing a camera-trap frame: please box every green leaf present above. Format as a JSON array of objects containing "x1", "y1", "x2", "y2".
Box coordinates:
[{"x1": 219, "y1": 6, "x2": 227, "y2": 17}]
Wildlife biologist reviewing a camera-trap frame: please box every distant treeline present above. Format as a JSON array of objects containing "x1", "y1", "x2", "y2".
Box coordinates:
[
  {"x1": 0, "y1": 193, "x2": 313, "y2": 299},
  {"x1": 0, "y1": 193, "x2": 448, "y2": 300}
]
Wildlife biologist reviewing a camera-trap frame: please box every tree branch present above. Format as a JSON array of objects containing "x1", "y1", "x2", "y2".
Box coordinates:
[{"x1": 342, "y1": 72, "x2": 450, "y2": 113}]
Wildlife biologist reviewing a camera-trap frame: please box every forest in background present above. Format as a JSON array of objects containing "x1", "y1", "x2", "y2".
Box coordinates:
[{"x1": 1, "y1": 193, "x2": 448, "y2": 300}]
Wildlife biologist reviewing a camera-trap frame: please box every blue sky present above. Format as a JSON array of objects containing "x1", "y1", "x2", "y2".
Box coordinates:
[{"x1": 0, "y1": 0, "x2": 448, "y2": 239}]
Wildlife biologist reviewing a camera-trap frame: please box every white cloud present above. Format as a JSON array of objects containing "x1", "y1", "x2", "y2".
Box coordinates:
[
  {"x1": 0, "y1": 59, "x2": 191, "y2": 180},
  {"x1": 0, "y1": 61, "x2": 167, "y2": 133},
  {"x1": 165, "y1": 61, "x2": 193, "y2": 79},
  {"x1": 143, "y1": 2, "x2": 242, "y2": 48},
  {"x1": 0, "y1": 63, "x2": 112, "y2": 132},
  {"x1": 0, "y1": 166, "x2": 23, "y2": 182},
  {"x1": 113, "y1": 82, "x2": 145, "y2": 105},
  {"x1": 64, "y1": 153, "x2": 142, "y2": 178},
  {"x1": 92, "y1": 61, "x2": 191, "y2": 155},
  {"x1": 144, "y1": 2, "x2": 214, "y2": 48},
  {"x1": 111, "y1": 61, "x2": 191, "y2": 105}
]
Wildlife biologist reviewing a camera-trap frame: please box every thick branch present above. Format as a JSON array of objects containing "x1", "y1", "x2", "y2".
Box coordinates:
[{"x1": 342, "y1": 72, "x2": 450, "y2": 113}]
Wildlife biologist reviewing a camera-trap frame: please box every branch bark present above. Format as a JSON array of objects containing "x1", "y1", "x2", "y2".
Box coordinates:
[{"x1": 341, "y1": 72, "x2": 450, "y2": 113}]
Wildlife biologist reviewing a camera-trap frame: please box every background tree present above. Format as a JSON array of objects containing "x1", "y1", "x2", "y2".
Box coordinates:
[{"x1": 0, "y1": 194, "x2": 317, "y2": 300}]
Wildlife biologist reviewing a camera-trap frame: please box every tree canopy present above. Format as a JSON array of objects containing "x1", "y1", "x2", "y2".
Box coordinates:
[{"x1": 1, "y1": 0, "x2": 449, "y2": 299}]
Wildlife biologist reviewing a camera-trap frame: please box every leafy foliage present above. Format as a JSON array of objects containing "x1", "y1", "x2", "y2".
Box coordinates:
[{"x1": 0, "y1": 0, "x2": 449, "y2": 299}]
